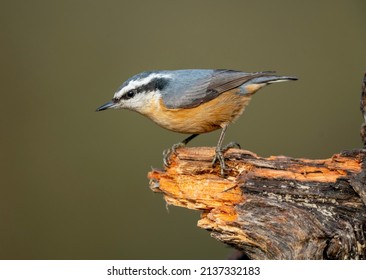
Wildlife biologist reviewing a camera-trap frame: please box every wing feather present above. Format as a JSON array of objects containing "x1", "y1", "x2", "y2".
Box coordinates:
[{"x1": 162, "y1": 69, "x2": 279, "y2": 109}]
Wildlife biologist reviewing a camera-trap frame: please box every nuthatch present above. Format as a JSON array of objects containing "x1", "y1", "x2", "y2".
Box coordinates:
[{"x1": 96, "y1": 69, "x2": 297, "y2": 175}]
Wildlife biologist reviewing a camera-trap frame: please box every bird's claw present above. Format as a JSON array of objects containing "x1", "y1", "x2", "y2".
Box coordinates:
[
  {"x1": 212, "y1": 141, "x2": 241, "y2": 176},
  {"x1": 163, "y1": 142, "x2": 185, "y2": 167},
  {"x1": 223, "y1": 141, "x2": 241, "y2": 150},
  {"x1": 211, "y1": 149, "x2": 229, "y2": 176}
]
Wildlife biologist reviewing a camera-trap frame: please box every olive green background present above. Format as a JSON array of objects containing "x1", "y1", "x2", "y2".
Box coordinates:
[{"x1": 1, "y1": 0, "x2": 365, "y2": 259}]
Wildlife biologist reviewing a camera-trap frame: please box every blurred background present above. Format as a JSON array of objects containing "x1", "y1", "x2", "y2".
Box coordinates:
[{"x1": 1, "y1": 0, "x2": 365, "y2": 259}]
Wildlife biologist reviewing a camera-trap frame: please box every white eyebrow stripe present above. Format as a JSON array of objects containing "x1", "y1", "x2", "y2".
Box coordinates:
[{"x1": 114, "y1": 73, "x2": 171, "y2": 99}]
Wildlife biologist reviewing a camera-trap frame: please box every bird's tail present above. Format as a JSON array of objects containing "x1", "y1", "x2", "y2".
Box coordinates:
[
  {"x1": 251, "y1": 71, "x2": 298, "y2": 84},
  {"x1": 242, "y1": 72, "x2": 297, "y2": 94}
]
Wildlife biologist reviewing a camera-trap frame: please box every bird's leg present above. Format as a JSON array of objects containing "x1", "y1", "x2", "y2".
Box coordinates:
[
  {"x1": 212, "y1": 126, "x2": 241, "y2": 176},
  {"x1": 163, "y1": 134, "x2": 199, "y2": 166}
]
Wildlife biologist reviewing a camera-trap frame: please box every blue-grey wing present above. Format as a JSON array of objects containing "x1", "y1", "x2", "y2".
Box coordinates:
[{"x1": 161, "y1": 69, "x2": 273, "y2": 109}]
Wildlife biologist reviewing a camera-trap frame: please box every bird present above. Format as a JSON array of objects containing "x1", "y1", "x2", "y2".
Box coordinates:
[{"x1": 96, "y1": 69, "x2": 297, "y2": 176}]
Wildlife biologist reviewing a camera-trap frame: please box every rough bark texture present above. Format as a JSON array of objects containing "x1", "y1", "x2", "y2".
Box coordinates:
[
  {"x1": 148, "y1": 72, "x2": 366, "y2": 260},
  {"x1": 149, "y1": 148, "x2": 366, "y2": 259}
]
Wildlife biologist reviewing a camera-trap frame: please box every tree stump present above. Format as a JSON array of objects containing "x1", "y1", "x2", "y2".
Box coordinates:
[{"x1": 147, "y1": 73, "x2": 366, "y2": 260}]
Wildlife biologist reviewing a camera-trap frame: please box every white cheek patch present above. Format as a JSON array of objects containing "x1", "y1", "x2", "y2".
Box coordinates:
[
  {"x1": 114, "y1": 73, "x2": 171, "y2": 100},
  {"x1": 128, "y1": 91, "x2": 161, "y2": 112}
]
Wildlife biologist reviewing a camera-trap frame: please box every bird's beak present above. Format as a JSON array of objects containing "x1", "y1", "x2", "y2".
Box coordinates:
[{"x1": 96, "y1": 101, "x2": 115, "y2": 112}]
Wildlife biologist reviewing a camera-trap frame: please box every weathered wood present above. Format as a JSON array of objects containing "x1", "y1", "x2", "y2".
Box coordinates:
[
  {"x1": 360, "y1": 72, "x2": 366, "y2": 147},
  {"x1": 148, "y1": 72, "x2": 366, "y2": 260},
  {"x1": 149, "y1": 148, "x2": 366, "y2": 259}
]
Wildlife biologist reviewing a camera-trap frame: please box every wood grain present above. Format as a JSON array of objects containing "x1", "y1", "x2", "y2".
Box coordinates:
[{"x1": 148, "y1": 147, "x2": 366, "y2": 259}]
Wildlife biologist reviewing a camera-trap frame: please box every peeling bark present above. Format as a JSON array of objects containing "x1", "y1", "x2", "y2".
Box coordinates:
[{"x1": 149, "y1": 148, "x2": 366, "y2": 259}]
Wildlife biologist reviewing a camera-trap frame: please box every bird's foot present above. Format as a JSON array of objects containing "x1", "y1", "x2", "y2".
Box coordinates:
[
  {"x1": 211, "y1": 142, "x2": 241, "y2": 176},
  {"x1": 163, "y1": 142, "x2": 186, "y2": 167}
]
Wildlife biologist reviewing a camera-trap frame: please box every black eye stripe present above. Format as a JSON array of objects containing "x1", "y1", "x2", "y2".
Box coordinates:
[
  {"x1": 115, "y1": 77, "x2": 170, "y2": 101},
  {"x1": 115, "y1": 89, "x2": 136, "y2": 101}
]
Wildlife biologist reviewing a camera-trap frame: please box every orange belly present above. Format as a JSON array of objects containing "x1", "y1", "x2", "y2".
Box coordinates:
[{"x1": 142, "y1": 89, "x2": 252, "y2": 134}]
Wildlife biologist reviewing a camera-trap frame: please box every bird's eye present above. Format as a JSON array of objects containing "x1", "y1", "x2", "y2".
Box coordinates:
[{"x1": 126, "y1": 90, "x2": 136, "y2": 99}]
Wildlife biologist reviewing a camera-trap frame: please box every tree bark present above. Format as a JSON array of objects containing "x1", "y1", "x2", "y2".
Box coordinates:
[{"x1": 148, "y1": 72, "x2": 366, "y2": 260}]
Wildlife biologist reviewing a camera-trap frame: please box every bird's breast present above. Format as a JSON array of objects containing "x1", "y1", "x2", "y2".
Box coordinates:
[{"x1": 138, "y1": 89, "x2": 252, "y2": 134}]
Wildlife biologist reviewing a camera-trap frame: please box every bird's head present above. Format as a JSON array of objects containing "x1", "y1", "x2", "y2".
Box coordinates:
[{"x1": 96, "y1": 71, "x2": 171, "y2": 112}]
